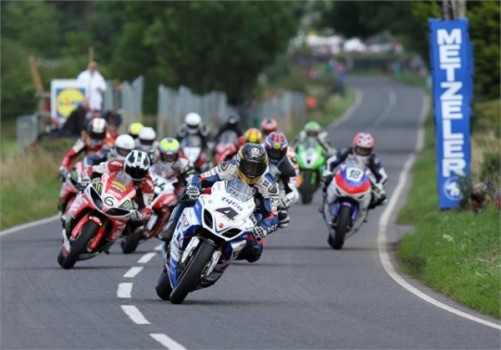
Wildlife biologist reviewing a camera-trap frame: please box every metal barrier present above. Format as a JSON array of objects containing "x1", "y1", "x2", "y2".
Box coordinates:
[
  {"x1": 157, "y1": 85, "x2": 234, "y2": 138},
  {"x1": 16, "y1": 114, "x2": 38, "y2": 153},
  {"x1": 256, "y1": 91, "x2": 307, "y2": 135},
  {"x1": 120, "y1": 76, "x2": 144, "y2": 133}
]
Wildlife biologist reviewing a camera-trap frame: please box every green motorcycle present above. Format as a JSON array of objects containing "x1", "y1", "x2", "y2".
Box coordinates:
[{"x1": 295, "y1": 138, "x2": 326, "y2": 204}]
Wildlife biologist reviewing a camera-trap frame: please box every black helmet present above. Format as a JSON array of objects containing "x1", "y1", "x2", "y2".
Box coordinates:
[
  {"x1": 88, "y1": 117, "x2": 107, "y2": 141},
  {"x1": 237, "y1": 143, "x2": 268, "y2": 185},
  {"x1": 124, "y1": 150, "x2": 151, "y2": 181}
]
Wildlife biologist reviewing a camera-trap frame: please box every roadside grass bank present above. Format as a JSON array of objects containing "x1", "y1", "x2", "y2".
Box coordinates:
[
  {"x1": 0, "y1": 122, "x2": 74, "y2": 230},
  {"x1": 396, "y1": 100, "x2": 501, "y2": 319}
]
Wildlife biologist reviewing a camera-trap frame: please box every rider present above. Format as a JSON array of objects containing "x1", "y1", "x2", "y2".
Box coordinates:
[
  {"x1": 82, "y1": 150, "x2": 154, "y2": 222},
  {"x1": 176, "y1": 112, "x2": 210, "y2": 150},
  {"x1": 85, "y1": 133, "x2": 136, "y2": 166},
  {"x1": 63, "y1": 150, "x2": 155, "y2": 238},
  {"x1": 155, "y1": 137, "x2": 194, "y2": 195},
  {"x1": 264, "y1": 132, "x2": 299, "y2": 229},
  {"x1": 137, "y1": 127, "x2": 158, "y2": 161},
  {"x1": 215, "y1": 114, "x2": 243, "y2": 140},
  {"x1": 243, "y1": 127, "x2": 263, "y2": 144},
  {"x1": 293, "y1": 121, "x2": 336, "y2": 158},
  {"x1": 158, "y1": 143, "x2": 279, "y2": 263},
  {"x1": 58, "y1": 117, "x2": 114, "y2": 179},
  {"x1": 322, "y1": 132, "x2": 388, "y2": 210},
  {"x1": 261, "y1": 118, "x2": 278, "y2": 139}
]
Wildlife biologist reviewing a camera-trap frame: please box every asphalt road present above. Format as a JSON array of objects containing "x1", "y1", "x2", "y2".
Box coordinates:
[{"x1": 1, "y1": 76, "x2": 499, "y2": 350}]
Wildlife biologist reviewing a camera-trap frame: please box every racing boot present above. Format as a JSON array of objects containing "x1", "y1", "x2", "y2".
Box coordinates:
[
  {"x1": 157, "y1": 203, "x2": 185, "y2": 243},
  {"x1": 236, "y1": 236, "x2": 263, "y2": 263}
]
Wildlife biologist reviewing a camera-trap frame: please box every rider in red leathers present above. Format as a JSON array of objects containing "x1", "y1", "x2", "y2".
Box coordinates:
[{"x1": 58, "y1": 117, "x2": 114, "y2": 179}]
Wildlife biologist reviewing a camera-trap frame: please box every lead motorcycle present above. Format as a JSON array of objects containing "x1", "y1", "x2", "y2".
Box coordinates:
[
  {"x1": 121, "y1": 163, "x2": 179, "y2": 254},
  {"x1": 57, "y1": 171, "x2": 136, "y2": 269},
  {"x1": 156, "y1": 179, "x2": 256, "y2": 304},
  {"x1": 321, "y1": 155, "x2": 374, "y2": 250}
]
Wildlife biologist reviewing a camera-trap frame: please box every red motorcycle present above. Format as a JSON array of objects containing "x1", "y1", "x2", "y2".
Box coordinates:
[
  {"x1": 121, "y1": 163, "x2": 179, "y2": 254},
  {"x1": 57, "y1": 171, "x2": 136, "y2": 269}
]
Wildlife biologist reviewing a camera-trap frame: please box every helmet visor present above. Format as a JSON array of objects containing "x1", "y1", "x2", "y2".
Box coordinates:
[
  {"x1": 140, "y1": 139, "x2": 154, "y2": 146},
  {"x1": 354, "y1": 145, "x2": 372, "y2": 156},
  {"x1": 239, "y1": 158, "x2": 267, "y2": 180},
  {"x1": 306, "y1": 130, "x2": 318, "y2": 138},
  {"x1": 267, "y1": 148, "x2": 285, "y2": 161},
  {"x1": 117, "y1": 147, "x2": 131, "y2": 157},
  {"x1": 160, "y1": 152, "x2": 178, "y2": 162}
]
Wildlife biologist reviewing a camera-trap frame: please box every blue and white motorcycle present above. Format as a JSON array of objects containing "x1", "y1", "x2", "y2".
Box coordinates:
[{"x1": 156, "y1": 179, "x2": 256, "y2": 304}]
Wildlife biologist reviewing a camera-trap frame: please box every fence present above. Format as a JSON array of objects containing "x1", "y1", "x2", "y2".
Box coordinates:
[
  {"x1": 157, "y1": 85, "x2": 234, "y2": 138},
  {"x1": 16, "y1": 114, "x2": 38, "y2": 152},
  {"x1": 119, "y1": 76, "x2": 144, "y2": 133}
]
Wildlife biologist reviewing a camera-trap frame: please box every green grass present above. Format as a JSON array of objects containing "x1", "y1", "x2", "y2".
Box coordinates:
[{"x1": 396, "y1": 114, "x2": 501, "y2": 319}]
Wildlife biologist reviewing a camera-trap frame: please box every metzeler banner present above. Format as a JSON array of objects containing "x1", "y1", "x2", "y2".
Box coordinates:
[{"x1": 429, "y1": 18, "x2": 473, "y2": 209}]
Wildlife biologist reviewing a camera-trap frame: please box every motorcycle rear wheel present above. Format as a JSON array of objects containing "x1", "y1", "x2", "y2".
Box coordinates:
[
  {"x1": 329, "y1": 206, "x2": 351, "y2": 250},
  {"x1": 300, "y1": 172, "x2": 313, "y2": 204},
  {"x1": 61, "y1": 221, "x2": 99, "y2": 269},
  {"x1": 169, "y1": 241, "x2": 216, "y2": 304}
]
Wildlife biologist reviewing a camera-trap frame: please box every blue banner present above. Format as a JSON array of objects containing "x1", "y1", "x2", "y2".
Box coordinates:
[{"x1": 429, "y1": 18, "x2": 473, "y2": 209}]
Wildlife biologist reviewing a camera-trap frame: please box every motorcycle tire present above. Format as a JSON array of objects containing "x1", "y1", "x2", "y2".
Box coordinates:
[
  {"x1": 169, "y1": 241, "x2": 216, "y2": 304},
  {"x1": 121, "y1": 229, "x2": 144, "y2": 254},
  {"x1": 329, "y1": 206, "x2": 351, "y2": 250},
  {"x1": 56, "y1": 250, "x2": 65, "y2": 267},
  {"x1": 61, "y1": 221, "x2": 99, "y2": 269},
  {"x1": 300, "y1": 172, "x2": 313, "y2": 204},
  {"x1": 155, "y1": 267, "x2": 173, "y2": 300}
]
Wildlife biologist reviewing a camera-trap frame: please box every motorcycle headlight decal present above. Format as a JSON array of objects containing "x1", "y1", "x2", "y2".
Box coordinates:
[
  {"x1": 222, "y1": 228, "x2": 241, "y2": 238},
  {"x1": 90, "y1": 186, "x2": 103, "y2": 209},
  {"x1": 93, "y1": 182, "x2": 103, "y2": 194},
  {"x1": 203, "y1": 209, "x2": 213, "y2": 228},
  {"x1": 119, "y1": 200, "x2": 133, "y2": 210}
]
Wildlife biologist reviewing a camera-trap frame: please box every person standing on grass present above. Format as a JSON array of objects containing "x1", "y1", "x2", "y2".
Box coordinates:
[{"x1": 77, "y1": 60, "x2": 107, "y2": 113}]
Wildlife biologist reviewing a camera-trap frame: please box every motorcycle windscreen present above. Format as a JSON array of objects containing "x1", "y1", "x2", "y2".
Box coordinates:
[{"x1": 225, "y1": 179, "x2": 254, "y2": 202}]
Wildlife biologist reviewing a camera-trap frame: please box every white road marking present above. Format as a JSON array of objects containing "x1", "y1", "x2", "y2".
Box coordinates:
[
  {"x1": 377, "y1": 93, "x2": 501, "y2": 331},
  {"x1": 0, "y1": 215, "x2": 58, "y2": 237},
  {"x1": 117, "y1": 283, "x2": 133, "y2": 298},
  {"x1": 154, "y1": 243, "x2": 163, "y2": 251},
  {"x1": 150, "y1": 333, "x2": 188, "y2": 350},
  {"x1": 123, "y1": 266, "x2": 144, "y2": 278},
  {"x1": 121, "y1": 305, "x2": 150, "y2": 325},
  {"x1": 138, "y1": 252, "x2": 156, "y2": 264},
  {"x1": 373, "y1": 88, "x2": 396, "y2": 124}
]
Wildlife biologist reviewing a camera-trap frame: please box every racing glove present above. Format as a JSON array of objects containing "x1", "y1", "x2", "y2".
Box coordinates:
[
  {"x1": 58, "y1": 167, "x2": 69, "y2": 181},
  {"x1": 77, "y1": 176, "x2": 91, "y2": 191},
  {"x1": 182, "y1": 185, "x2": 200, "y2": 201},
  {"x1": 252, "y1": 226, "x2": 266, "y2": 240}
]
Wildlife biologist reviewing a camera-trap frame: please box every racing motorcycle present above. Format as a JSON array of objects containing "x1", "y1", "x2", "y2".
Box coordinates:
[
  {"x1": 180, "y1": 135, "x2": 210, "y2": 173},
  {"x1": 156, "y1": 179, "x2": 256, "y2": 304},
  {"x1": 321, "y1": 155, "x2": 374, "y2": 250},
  {"x1": 57, "y1": 171, "x2": 136, "y2": 269},
  {"x1": 58, "y1": 158, "x2": 95, "y2": 215},
  {"x1": 121, "y1": 163, "x2": 178, "y2": 254},
  {"x1": 295, "y1": 138, "x2": 326, "y2": 204}
]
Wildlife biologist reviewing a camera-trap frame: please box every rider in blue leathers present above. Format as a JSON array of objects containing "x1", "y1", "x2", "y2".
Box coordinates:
[{"x1": 158, "y1": 143, "x2": 279, "y2": 263}]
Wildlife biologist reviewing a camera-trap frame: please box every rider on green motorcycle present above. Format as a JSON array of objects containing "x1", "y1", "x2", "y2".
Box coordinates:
[{"x1": 292, "y1": 121, "x2": 336, "y2": 158}]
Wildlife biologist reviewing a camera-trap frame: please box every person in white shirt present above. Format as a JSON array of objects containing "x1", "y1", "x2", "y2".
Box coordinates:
[{"x1": 77, "y1": 60, "x2": 107, "y2": 112}]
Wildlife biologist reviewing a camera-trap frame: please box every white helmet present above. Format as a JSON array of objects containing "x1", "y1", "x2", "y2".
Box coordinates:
[
  {"x1": 184, "y1": 113, "x2": 202, "y2": 134},
  {"x1": 112, "y1": 134, "x2": 135, "y2": 160},
  {"x1": 138, "y1": 127, "x2": 156, "y2": 151},
  {"x1": 124, "y1": 150, "x2": 151, "y2": 181}
]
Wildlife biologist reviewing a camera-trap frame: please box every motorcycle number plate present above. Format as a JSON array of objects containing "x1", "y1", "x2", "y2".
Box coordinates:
[{"x1": 345, "y1": 167, "x2": 364, "y2": 182}]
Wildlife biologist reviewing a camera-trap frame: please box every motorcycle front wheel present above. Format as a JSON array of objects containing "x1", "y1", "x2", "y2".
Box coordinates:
[
  {"x1": 121, "y1": 228, "x2": 144, "y2": 254},
  {"x1": 61, "y1": 221, "x2": 99, "y2": 269},
  {"x1": 300, "y1": 172, "x2": 313, "y2": 204},
  {"x1": 169, "y1": 241, "x2": 216, "y2": 304},
  {"x1": 156, "y1": 267, "x2": 173, "y2": 300},
  {"x1": 329, "y1": 206, "x2": 351, "y2": 250}
]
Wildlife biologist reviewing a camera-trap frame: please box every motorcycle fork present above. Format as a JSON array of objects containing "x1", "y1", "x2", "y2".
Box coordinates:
[{"x1": 88, "y1": 217, "x2": 106, "y2": 250}]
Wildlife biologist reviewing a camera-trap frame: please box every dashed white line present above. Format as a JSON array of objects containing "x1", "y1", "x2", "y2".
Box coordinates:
[
  {"x1": 123, "y1": 266, "x2": 144, "y2": 278},
  {"x1": 138, "y1": 252, "x2": 157, "y2": 264},
  {"x1": 377, "y1": 92, "x2": 501, "y2": 331},
  {"x1": 150, "y1": 333, "x2": 188, "y2": 350},
  {"x1": 154, "y1": 243, "x2": 164, "y2": 251},
  {"x1": 121, "y1": 305, "x2": 150, "y2": 325},
  {"x1": 117, "y1": 282, "x2": 133, "y2": 298}
]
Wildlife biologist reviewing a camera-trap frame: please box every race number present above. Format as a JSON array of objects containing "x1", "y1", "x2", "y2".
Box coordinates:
[{"x1": 346, "y1": 167, "x2": 364, "y2": 182}]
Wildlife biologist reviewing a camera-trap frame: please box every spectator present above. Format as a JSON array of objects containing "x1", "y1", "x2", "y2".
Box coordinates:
[
  {"x1": 77, "y1": 60, "x2": 107, "y2": 112},
  {"x1": 60, "y1": 99, "x2": 90, "y2": 137},
  {"x1": 102, "y1": 109, "x2": 123, "y2": 139}
]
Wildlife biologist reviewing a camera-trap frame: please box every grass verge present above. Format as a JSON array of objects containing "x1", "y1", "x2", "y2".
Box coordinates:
[{"x1": 396, "y1": 111, "x2": 501, "y2": 319}]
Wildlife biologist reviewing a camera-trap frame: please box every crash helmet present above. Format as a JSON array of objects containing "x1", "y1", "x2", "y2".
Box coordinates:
[
  {"x1": 138, "y1": 127, "x2": 156, "y2": 151},
  {"x1": 128, "y1": 122, "x2": 144, "y2": 140},
  {"x1": 261, "y1": 118, "x2": 278, "y2": 137},
  {"x1": 184, "y1": 113, "x2": 202, "y2": 134},
  {"x1": 265, "y1": 132, "x2": 288, "y2": 164},
  {"x1": 236, "y1": 143, "x2": 268, "y2": 185},
  {"x1": 88, "y1": 117, "x2": 107, "y2": 141},
  {"x1": 243, "y1": 128, "x2": 263, "y2": 144},
  {"x1": 352, "y1": 132, "x2": 375, "y2": 158},
  {"x1": 111, "y1": 134, "x2": 136, "y2": 160},
  {"x1": 124, "y1": 150, "x2": 151, "y2": 181},
  {"x1": 158, "y1": 137, "x2": 180, "y2": 163},
  {"x1": 304, "y1": 121, "x2": 321, "y2": 138}
]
